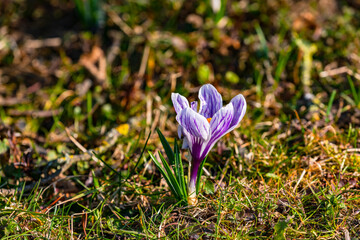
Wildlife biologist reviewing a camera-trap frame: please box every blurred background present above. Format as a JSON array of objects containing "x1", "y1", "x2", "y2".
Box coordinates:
[{"x1": 1, "y1": 0, "x2": 360, "y2": 130}]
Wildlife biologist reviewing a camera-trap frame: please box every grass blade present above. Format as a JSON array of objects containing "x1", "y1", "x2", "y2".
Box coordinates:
[
  {"x1": 326, "y1": 90, "x2": 336, "y2": 123},
  {"x1": 275, "y1": 46, "x2": 292, "y2": 83},
  {"x1": 126, "y1": 131, "x2": 151, "y2": 180},
  {"x1": 174, "y1": 139, "x2": 187, "y2": 198},
  {"x1": 196, "y1": 155, "x2": 208, "y2": 195},
  {"x1": 255, "y1": 23, "x2": 268, "y2": 59},
  {"x1": 348, "y1": 76, "x2": 359, "y2": 106},
  {"x1": 92, "y1": 151, "x2": 121, "y2": 178},
  {"x1": 214, "y1": 0, "x2": 227, "y2": 23},
  {"x1": 158, "y1": 152, "x2": 184, "y2": 200},
  {"x1": 156, "y1": 128, "x2": 175, "y2": 165},
  {"x1": 149, "y1": 151, "x2": 178, "y2": 199}
]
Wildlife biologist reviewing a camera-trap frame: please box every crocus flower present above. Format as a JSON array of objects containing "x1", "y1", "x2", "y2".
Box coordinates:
[{"x1": 172, "y1": 84, "x2": 246, "y2": 204}]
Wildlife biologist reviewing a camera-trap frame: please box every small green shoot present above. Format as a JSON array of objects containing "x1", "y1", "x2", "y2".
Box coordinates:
[
  {"x1": 148, "y1": 129, "x2": 188, "y2": 204},
  {"x1": 326, "y1": 90, "x2": 336, "y2": 123},
  {"x1": 347, "y1": 75, "x2": 360, "y2": 107}
]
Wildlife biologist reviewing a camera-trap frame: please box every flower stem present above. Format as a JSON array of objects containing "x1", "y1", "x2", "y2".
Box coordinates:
[{"x1": 188, "y1": 158, "x2": 201, "y2": 205}]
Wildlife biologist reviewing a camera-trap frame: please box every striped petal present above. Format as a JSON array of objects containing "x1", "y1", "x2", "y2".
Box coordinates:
[
  {"x1": 228, "y1": 94, "x2": 246, "y2": 130},
  {"x1": 171, "y1": 93, "x2": 189, "y2": 114},
  {"x1": 199, "y1": 84, "x2": 223, "y2": 118},
  {"x1": 209, "y1": 103, "x2": 234, "y2": 140},
  {"x1": 198, "y1": 104, "x2": 234, "y2": 160},
  {"x1": 191, "y1": 101, "x2": 198, "y2": 112},
  {"x1": 176, "y1": 107, "x2": 210, "y2": 141}
]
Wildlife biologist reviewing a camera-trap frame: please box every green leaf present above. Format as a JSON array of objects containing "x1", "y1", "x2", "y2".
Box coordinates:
[
  {"x1": 92, "y1": 170, "x2": 100, "y2": 188},
  {"x1": 149, "y1": 151, "x2": 178, "y2": 199},
  {"x1": 74, "y1": 0, "x2": 85, "y2": 17},
  {"x1": 204, "y1": 180, "x2": 215, "y2": 194},
  {"x1": 197, "y1": 64, "x2": 211, "y2": 84},
  {"x1": 196, "y1": 155, "x2": 208, "y2": 195},
  {"x1": 158, "y1": 152, "x2": 184, "y2": 200},
  {"x1": 225, "y1": 71, "x2": 240, "y2": 84},
  {"x1": 348, "y1": 76, "x2": 359, "y2": 106},
  {"x1": 156, "y1": 128, "x2": 175, "y2": 165},
  {"x1": 214, "y1": 0, "x2": 227, "y2": 23},
  {"x1": 273, "y1": 220, "x2": 288, "y2": 240},
  {"x1": 265, "y1": 173, "x2": 280, "y2": 180},
  {"x1": 150, "y1": 131, "x2": 187, "y2": 203},
  {"x1": 326, "y1": 90, "x2": 336, "y2": 123},
  {"x1": 274, "y1": 47, "x2": 292, "y2": 83},
  {"x1": 174, "y1": 139, "x2": 187, "y2": 198},
  {"x1": 255, "y1": 23, "x2": 269, "y2": 59},
  {"x1": 0, "y1": 139, "x2": 8, "y2": 154}
]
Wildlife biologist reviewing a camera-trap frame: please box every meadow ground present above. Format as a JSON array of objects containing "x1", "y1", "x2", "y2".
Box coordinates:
[{"x1": 0, "y1": 0, "x2": 360, "y2": 239}]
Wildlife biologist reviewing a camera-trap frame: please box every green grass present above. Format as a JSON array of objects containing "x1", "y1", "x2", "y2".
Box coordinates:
[{"x1": 0, "y1": 0, "x2": 360, "y2": 239}]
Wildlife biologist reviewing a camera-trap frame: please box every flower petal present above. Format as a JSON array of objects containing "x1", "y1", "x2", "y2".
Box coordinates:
[
  {"x1": 171, "y1": 93, "x2": 189, "y2": 114},
  {"x1": 209, "y1": 103, "x2": 234, "y2": 139},
  {"x1": 228, "y1": 94, "x2": 246, "y2": 130},
  {"x1": 182, "y1": 137, "x2": 189, "y2": 149},
  {"x1": 177, "y1": 125, "x2": 190, "y2": 149},
  {"x1": 177, "y1": 125, "x2": 183, "y2": 139},
  {"x1": 198, "y1": 84, "x2": 223, "y2": 118},
  {"x1": 176, "y1": 107, "x2": 210, "y2": 141},
  {"x1": 191, "y1": 101, "x2": 198, "y2": 112},
  {"x1": 197, "y1": 104, "x2": 234, "y2": 161}
]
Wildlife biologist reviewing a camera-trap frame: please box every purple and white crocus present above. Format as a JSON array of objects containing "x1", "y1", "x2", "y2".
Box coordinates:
[{"x1": 172, "y1": 84, "x2": 246, "y2": 204}]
